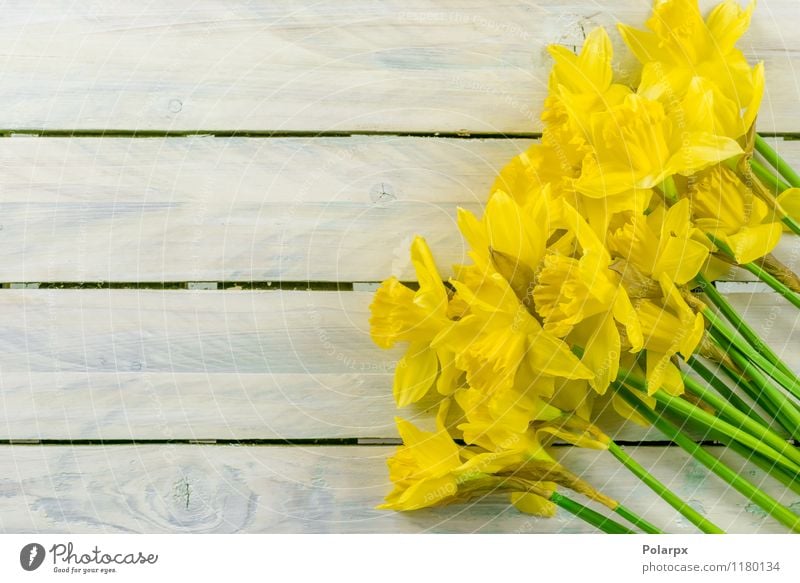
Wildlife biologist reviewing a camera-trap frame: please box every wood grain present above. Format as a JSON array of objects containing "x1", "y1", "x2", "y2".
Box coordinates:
[
  {"x1": 0, "y1": 136, "x2": 798, "y2": 283},
  {"x1": 0, "y1": 289, "x2": 795, "y2": 441},
  {"x1": 0, "y1": 444, "x2": 794, "y2": 533},
  {"x1": 0, "y1": 1, "x2": 796, "y2": 133}
]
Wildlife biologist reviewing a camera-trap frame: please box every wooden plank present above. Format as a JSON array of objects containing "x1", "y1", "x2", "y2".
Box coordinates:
[
  {"x1": 1, "y1": 136, "x2": 799, "y2": 283},
  {"x1": 0, "y1": 444, "x2": 793, "y2": 533},
  {"x1": 0, "y1": 289, "x2": 795, "y2": 440},
  {"x1": 0, "y1": 1, "x2": 797, "y2": 133},
  {"x1": 0, "y1": 136, "x2": 511, "y2": 282}
]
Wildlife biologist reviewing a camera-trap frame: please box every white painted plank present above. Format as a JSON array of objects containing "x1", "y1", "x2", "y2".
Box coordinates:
[
  {"x1": 0, "y1": 290, "x2": 384, "y2": 375},
  {"x1": 0, "y1": 289, "x2": 796, "y2": 440},
  {"x1": 0, "y1": 136, "x2": 509, "y2": 282},
  {"x1": 1, "y1": 136, "x2": 799, "y2": 283},
  {"x1": 0, "y1": 1, "x2": 797, "y2": 132},
  {"x1": 0, "y1": 444, "x2": 794, "y2": 533}
]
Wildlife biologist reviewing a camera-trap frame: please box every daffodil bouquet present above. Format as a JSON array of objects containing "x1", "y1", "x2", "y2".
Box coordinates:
[{"x1": 370, "y1": 0, "x2": 800, "y2": 534}]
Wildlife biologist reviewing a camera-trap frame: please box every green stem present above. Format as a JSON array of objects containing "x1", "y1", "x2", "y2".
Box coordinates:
[
  {"x1": 615, "y1": 384, "x2": 800, "y2": 533},
  {"x1": 782, "y1": 215, "x2": 800, "y2": 238},
  {"x1": 659, "y1": 175, "x2": 679, "y2": 204},
  {"x1": 720, "y1": 343, "x2": 800, "y2": 442},
  {"x1": 740, "y1": 262, "x2": 800, "y2": 310},
  {"x1": 680, "y1": 373, "x2": 800, "y2": 469},
  {"x1": 619, "y1": 367, "x2": 800, "y2": 476},
  {"x1": 685, "y1": 356, "x2": 769, "y2": 427},
  {"x1": 549, "y1": 492, "x2": 634, "y2": 534},
  {"x1": 750, "y1": 157, "x2": 791, "y2": 193},
  {"x1": 706, "y1": 319, "x2": 800, "y2": 402},
  {"x1": 721, "y1": 436, "x2": 800, "y2": 497},
  {"x1": 755, "y1": 134, "x2": 800, "y2": 188},
  {"x1": 705, "y1": 233, "x2": 800, "y2": 310},
  {"x1": 613, "y1": 503, "x2": 663, "y2": 534},
  {"x1": 750, "y1": 136, "x2": 800, "y2": 236},
  {"x1": 715, "y1": 358, "x2": 782, "y2": 421},
  {"x1": 695, "y1": 272, "x2": 800, "y2": 391},
  {"x1": 608, "y1": 441, "x2": 723, "y2": 534}
]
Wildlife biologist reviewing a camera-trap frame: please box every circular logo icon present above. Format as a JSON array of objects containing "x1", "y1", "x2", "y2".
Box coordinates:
[{"x1": 20, "y1": 543, "x2": 46, "y2": 571}]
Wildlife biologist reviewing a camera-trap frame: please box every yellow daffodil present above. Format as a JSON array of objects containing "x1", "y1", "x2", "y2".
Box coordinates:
[
  {"x1": 608, "y1": 199, "x2": 713, "y2": 285},
  {"x1": 533, "y1": 200, "x2": 642, "y2": 394},
  {"x1": 370, "y1": 237, "x2": 460, "y2": 406},
  {"x1": 546, "y1": 27, "x2": 632, "y2": 146},
  {"x1": 575, "y1": 93, "x2": 741, "y2": 198},
  {"x1": 619, "y1": 0, "x2": 763, "y2": 137},
  {"x1": 380, "y1": 416, "x2": 601, "y2": 517},
  {"x1": 690, "y1": 164, "x2": 783, "y2": 264},
  {"x1": 633, "y1": 274, "x2": 705, "y2": 394},
  {"x1": 379, "y1": 417, "x2": 497, "y2": 511},
  {"x1": 454, "y1": 385, "x2": 562, "y2": 452},
  {"x1": 433, "y1": 270, "x2": 593, "y2": 397}
]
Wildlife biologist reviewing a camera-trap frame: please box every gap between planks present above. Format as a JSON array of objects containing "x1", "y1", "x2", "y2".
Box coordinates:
[{"x1": 0, "y1": 439, "x2": 718, "y2": 447}]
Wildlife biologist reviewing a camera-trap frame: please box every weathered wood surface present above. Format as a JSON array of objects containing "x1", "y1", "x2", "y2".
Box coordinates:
[
  {"x1": 0, "y1": 136, "x2": 798, "y2": 282},
  {"x1": 0, "y1": 444, "x2": 794, "y2": 534},
  {"x1": 0, "y1": 289, "x2": 795, "y2": 441},
  {"x1": 0, "y1": 0, "x2": 798, "y2": 535},
  {"x1": 0, "y1": 1, "x2": 796, "y2": 133}
]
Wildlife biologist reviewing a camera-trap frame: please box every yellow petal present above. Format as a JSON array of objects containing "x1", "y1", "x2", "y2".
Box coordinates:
[
  {"x1": 616, "y1": 23, "x2": 659, "y2": 64},
  {"x1": 613, "y1": 290, "x2": 643, "y2": 352},
  {"x1": 743, "y1": 61, "x2": 765, "y2": 133},
  {"x1": 380, "y1": 475, "x2": 458, "y2": 511},
  {"x1": 435, "y1": 349, "x2": 462, "y2": 396},
  {"x1": 394, "y1": 417, "x2": 461, "y2": 471},
  {"x1": 706, "y1": 0, "x2": 755, "y2": 54},
  {"x1": 778, "y1": 188, "x2": 800, "y2": 222},
  {"x1": 411, "y1": 236, "x2": 448, "y2": 313},
  {"x1": 570, "y1": 313, "x2": 620, "y2": 395},
  {"x1": 653, "y1": 237, "x2": 711, "y2": 285},
  {"x1": 723, "y1": 223, "x2": 782, "y2": 265},
  {"x1": 393, "y1": 343, "x2": 439, "y2": 407},
  {"x1": 666, "y1": 133, "x2": 743, "y2": 176}
]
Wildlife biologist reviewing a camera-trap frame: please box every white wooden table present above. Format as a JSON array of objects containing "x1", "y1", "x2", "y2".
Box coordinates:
[{"x1": 0, "y1": 0, "x2": 798, "y2": 534}]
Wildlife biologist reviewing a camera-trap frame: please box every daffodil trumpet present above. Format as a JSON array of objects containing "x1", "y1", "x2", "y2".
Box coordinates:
[{"x1": 615, "y1": 384, "x2": 800, "y2": 534}]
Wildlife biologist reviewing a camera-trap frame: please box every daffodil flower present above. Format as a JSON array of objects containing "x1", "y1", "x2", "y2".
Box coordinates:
[
  {"x1": 546, "y1": 27, "x2": 632, "y2": 149},
  {"x1": 608, "y1": 199, "x2": 713, "y2": 285},
  {"x1": 633, "y1": 274, "x2": 705, "y2": 394},
  {"x1": 618, "y1": 0, "x2": 763, "y2": 137},
  {"x1": 533, "y1": 200, "x2": 643, "y2": 394},
  {"x1": 433, "y1": 270, "x2": 593, "y2": 397},
  {"x1": 690, "y1": 165, "x2": 783, "y2": 264},
  {"x1": 369, "y1": 237, "x2": 460, "y2": 406},
  {"x1": 380, "y1": 416, "x2": 609, "y2": 517},
  {"x1": 575, "y1": 93, "x2": 742, "y2": 197},
  {"x1": 379, "y1": 417, "x2": 498, "y2": 511}
]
